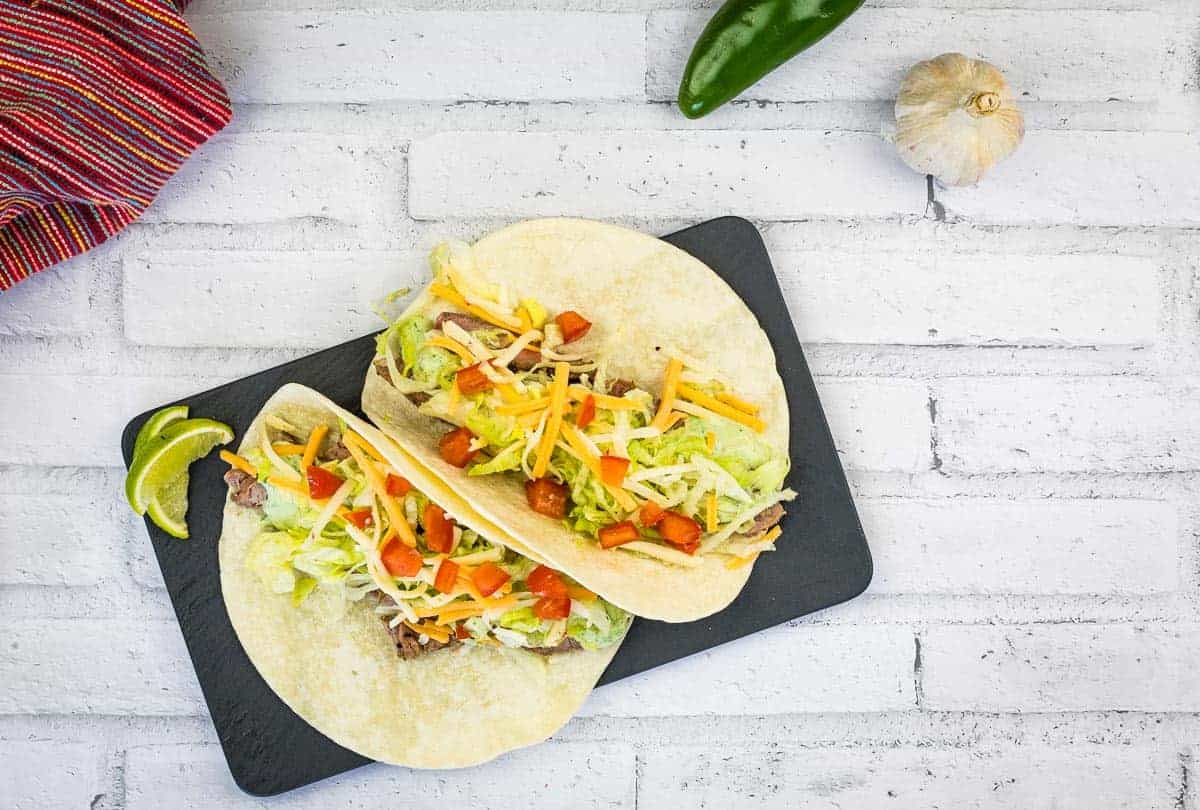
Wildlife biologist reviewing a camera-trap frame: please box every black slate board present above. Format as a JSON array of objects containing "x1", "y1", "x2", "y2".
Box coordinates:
[{"x1": 122, "y1": 216, "x2": 872, "y2": 796}]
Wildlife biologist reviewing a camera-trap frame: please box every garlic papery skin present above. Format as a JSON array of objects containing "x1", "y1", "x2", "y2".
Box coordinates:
[{"x1": 894, "y1": 52, "x2": 1025, "y2": 187}]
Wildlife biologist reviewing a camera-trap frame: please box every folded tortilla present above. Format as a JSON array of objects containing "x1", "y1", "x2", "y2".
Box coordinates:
[
  {"x1": 363, "y1": 218, "x2": 790, "y2": 622},
  {"x1": 220, "y1": 384, "x2": 622, "y2": 768}
]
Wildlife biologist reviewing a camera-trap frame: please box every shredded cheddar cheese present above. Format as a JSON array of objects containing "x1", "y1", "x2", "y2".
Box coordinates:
[
  {"x1": 726, "y1": 553, "x2": 759, "y2": 570},
  {"x1": 220, "y1": 450, "x2": 257, "y2": 476},
  {"x1": 267, "y1": 475, "x2": 309, "y2": 499},
  {"x1": 425, "y1": 334, "x2": 476, "y2": 364},
  {"x1": 532, "y1": 362, "x2": 570, "y2": 478},
  {"x1": 496, "y1": 396, "x2": 549, "y2": 416},
  {"x1": 705, "y1": 431, "x2": 716, "y2": 453},
  {"x1": 300, "y1": 423, "x2": 329, "y2": 471},
  {"x1": 428, "y1": 283, "x2": 522, "y2": 332},
  {"x1": 343, "y1": 432, "x2": 417, "y2": 547},
  {"x1": 716, "y1": 390, "x2": 760, "y2": 416},
  {"x1": 495, "y1": 383, "x2": 522, "y2": 404},
  {"x1": 706, "y1": 492, "x2": 718, "y2": 533},
  {"x1": 676, "y1": 384, "x2": 766, "y2": 432},
  {"x1": 559, "y1": 422, "x2": 638, "y2": 511},
  {"x1": 271, "y1": 442, "x2": 307, "y2": 456},
  {"x1": 650, "y1": 358, "x2": 684, "y2": 431},
  {"x1": 567, "y1": 387, "x2": 641, "y2": 411},
  {"x1": 404, "y1": 620, "x2": 451, "y2": 644}
]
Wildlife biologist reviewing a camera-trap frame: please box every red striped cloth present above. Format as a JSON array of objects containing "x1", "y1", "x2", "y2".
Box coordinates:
[{"x1": 0, "y1": 0, "x2": 230, "y2": 290}]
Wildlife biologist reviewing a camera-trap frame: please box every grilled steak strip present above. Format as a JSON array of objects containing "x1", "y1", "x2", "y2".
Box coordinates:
[
  {"x1": 224, "y1": 469, "x2": 267, "y2": 508},
  {"x1": 739, "y1": 503, "x2": 785, "y2": 537}
]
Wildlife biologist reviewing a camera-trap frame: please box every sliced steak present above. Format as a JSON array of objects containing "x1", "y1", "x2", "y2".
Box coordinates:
[
  {"x1": 385, "y1": 616, "x2": 460, "y2": 660},
  {"x1": 739, "y1": 503, "x2": 785, "y2": 537},
  {"x1": 607, "y1": 379, "x2": 636, "y2": 397},
  {"x1": 435, "y1": 311, "x2": 493, "y2": 334},
  {"x1": 510, "y1": 347, "x2": 542, "y2": 370},
  {"x1": 372, "y1": 357, "x2": 393, "y2": 384},
  {"x1": 322, "y1": 439, "x2": 351, "y2": 461},
  {"x1": 406, "y1": 391, "x2": 432, "y2": 406},
  {"x1": 528, "y1": 637, "x2": 582, "y2": 656},
  {"x1": 224, "y1": 469, "x2": 267, "y2": 508}
]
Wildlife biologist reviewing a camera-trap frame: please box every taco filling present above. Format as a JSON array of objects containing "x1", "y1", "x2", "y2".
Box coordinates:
[
  {"x1": 221, "y1": 414, "x2": 631, "y2": 659},
  {"x1": 372, "y1": 241, "x2": 796, "y2": 570}
]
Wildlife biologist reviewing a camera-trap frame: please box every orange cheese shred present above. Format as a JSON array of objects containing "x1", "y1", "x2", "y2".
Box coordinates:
[
  {"x1": 532, "y1": 362, "x2": 570, "y2": 478},
  {"x1": 676, "y1": 384, "x2": 766, "y2": 433},
  {"x1": 220, "y1": 450, "x2": 257, "y2": 476},
  {"x1": 650, "y1": 358, "x2": 684, "y2": 431}
]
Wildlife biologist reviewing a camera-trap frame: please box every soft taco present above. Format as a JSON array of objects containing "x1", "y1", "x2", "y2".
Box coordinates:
[
  {"x1": 219, "y1": 384, "x2": 630, "y2": 769},
  {"x1": 363, "y1": 218, "x2": 795, "y2": 622}
]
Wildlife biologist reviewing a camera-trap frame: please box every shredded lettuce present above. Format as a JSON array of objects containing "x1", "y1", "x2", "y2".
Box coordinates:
[
  {"x1": 468, "y1": 440, "x2": 525, "y2": 476},
  {"x1": 247, "y1": 531, "x2": 301, "y2": 595},
  {"x1": 568, "y1": 600, "x2": 633, "y2": 651}
]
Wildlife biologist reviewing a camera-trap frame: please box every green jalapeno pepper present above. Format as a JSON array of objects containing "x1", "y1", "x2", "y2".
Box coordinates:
[{"x1": 677, "y1": 0, "x2": 866, "y2": 119}]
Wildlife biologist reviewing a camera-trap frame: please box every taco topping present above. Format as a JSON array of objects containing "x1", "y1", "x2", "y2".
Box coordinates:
[
  {"x1": 225, "y1": 419, "x2": 631, "y2": 659},
  {"x1": 372, "y1": 241, "x2": 796, "y2": 567}
]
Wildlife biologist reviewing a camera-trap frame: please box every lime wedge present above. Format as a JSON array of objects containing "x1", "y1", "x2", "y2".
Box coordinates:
[
  {"x1": 132, "y1": 404, "x2": 190, "y2": 461},
  {"x1": 147, "y1": 473, "x2": 190, "y2": 539},
  {"x1": 125, "y1": 418, "x2": 234, "y2": 515}
]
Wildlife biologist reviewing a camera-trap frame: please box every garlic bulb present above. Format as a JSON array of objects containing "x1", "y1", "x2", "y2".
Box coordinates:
[{"x1": 894, "y1": 53, "x2": 1024, "y2": 186}]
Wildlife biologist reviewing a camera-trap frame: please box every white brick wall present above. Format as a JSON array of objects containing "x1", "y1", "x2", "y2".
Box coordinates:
[
  {"x1": 921, "y1": 624, "x2": 1200, "y2": 712},
  {"x1": 2, "y1": 0, "x2": 1197, "y2": 806},
  {"x1": 193, "y1": 11, "x2": 647, "y2": 103}
]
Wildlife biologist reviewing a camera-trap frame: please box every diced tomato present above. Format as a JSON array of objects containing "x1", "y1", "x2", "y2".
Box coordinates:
[
  {"x1": 306, "y1": 465, "x2": 344, "y2": 500},
  {"x1": 342, "y1": 508, "x2": 374, "y2": 529},
  {"x1": 576, "y1": 394, "x2": 597, "y2": 429},
  {"x1": 527, "y1": 564, "x2": 568, "y2": 598},
  {"x1": 381, "y1": 540, "x2": 422, "y2": 577},
  {"x1": 657, "y1": 511, "x2": 702, "y2": 554},
  {"x1": 471, "y1": 562, "x2": 511, "y2": 597},
  {"x1": 455, "y1": 623, "x2": 470, "y2": 640},
  {"x1": 555, "y1": 310, "x2": 592, "y2": 343},
  {"x1": 455, "y1": 362, "x2": 494, "y2": 395},
  {"x1": 639, "y1": 500, "x2": 666, "y2": 526},
  {"x1": 385, "y1": 473, "x2": 412, "y2": 497},
  {"x1": 599, "y1": 455, "x2": 630, "y2": 487},
  {"x1": 533, "y1": 595, "x2": 571, "y2": 620},
  {"x1": 525, "y1": 477, "x2": 569, "y2": 519},
  {"x1": 598, "y1": 520, "x2": 640, "y2": 549},
  {"x1": 439, "y1": 426, "x2": 478, "y2": 468},
  {"x1": 434, "y1": 558, "x2": 460, "y2": 593},
  {"x1": 423, "y1": 503, "x2": 456, "y2": 553}
]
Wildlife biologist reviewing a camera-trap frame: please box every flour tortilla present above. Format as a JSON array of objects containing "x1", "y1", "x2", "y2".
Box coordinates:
[
  {"x1": 220, "y1": 384, "x2": 622, "y2": 768},
  {"x1": 363, "y1": 218, "x2": 789, "y2": 622}
]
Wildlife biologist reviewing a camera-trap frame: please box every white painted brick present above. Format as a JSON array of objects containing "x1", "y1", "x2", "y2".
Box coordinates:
[
  {"x1": 648, "y1": 9, "x2": 1181, "y2": 103},
  {"x1": 582, "y1": 624, "x2": 914, "y2": 717},
  {"x1": 937, "y1": 377, "x2": 1200, "y2": 473},
  {"x1": 0, "y1": 375, "x2": 227, "y2": 467},
  {"x1": 814, "y1": 378, "x2": 931, "y2": 472},
  {"x1": 0, "y1": 254, "x2": 96, "y2": 338},
  {"x1": 123, "y1": 250, "x2": 423, "y2": 347},
  {"x1": 410, "y1": 130, "x2": 1200, "y2": 226},
  {"x1": 144, "y1": 134, "x2": 403, "y2": 226},
  {"x1": 865, "y1": 498, "x2": 1178, "y2": 596},
  {"x1": 0, "y1": 741, "x2": 102, "y2": 810},
  {"x1": 409, "y1": 131, "x2": 923, "y2": 220},
  {"x1": 922, "y1": 623, "x2": 1200, "y2": 712},
  {"x1": 193, "y1": 11, "x2": 645, "y2": 103},
  {"x1": 0, "y1": 619, "x2": 202, "y2": 715},
  {"x1": 0, "y1": 492, "x2": 129, "y2": 587},
  {"x1": 125, "y1": 740, "x2": 635, "y2": 808},
  {"x1": 639, "y1": 743, "x2": 1176, "y2": 809},
  {"x1": 939, "y1": 132, "x2": 1200, "y2": 227},
  {"x1": 777, "y1": 251, "x2": 1159, "y2": 346}
]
